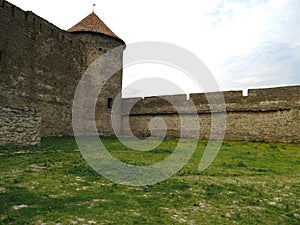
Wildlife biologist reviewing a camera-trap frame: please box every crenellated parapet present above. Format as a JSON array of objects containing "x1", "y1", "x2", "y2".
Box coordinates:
[
  {"x1": 122, "y1": 85, "x2": 300, "y2": 115},
  {"x1": 0, "y1": 0, "x2": 83, "y2": 48}
]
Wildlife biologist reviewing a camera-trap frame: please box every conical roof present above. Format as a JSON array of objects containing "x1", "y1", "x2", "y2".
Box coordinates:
[{"x1": 68, "y1": 12, "x2": 122, "y2": 41}]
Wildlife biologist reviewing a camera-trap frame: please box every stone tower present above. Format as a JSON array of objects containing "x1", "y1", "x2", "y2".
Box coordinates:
[{"x1": 68, "y1": 12, "x2": 126, "y2": 136}]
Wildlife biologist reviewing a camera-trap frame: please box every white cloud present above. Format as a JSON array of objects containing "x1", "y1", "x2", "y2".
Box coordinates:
[{"x1": 221, "y1": 41, "x2": 300, "y2": 90}]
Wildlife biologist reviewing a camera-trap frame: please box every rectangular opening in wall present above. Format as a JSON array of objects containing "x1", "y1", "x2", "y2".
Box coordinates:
[
  {"x1": 11, "y1": 5, "x2": 15, "y2": 16},
  {"x1": 107, "y1": 98, "x2": 113, "y2": 109},
  {"x1": 0, "y1": 51, "x2": 3, "y2": 62}
]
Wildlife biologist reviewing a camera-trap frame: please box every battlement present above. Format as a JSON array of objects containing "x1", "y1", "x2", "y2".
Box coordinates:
[
  {"x1": 0, "y1": 0, "x2": 83, "y2": 48},
  {"x1": 122, "y1": 85, "x2": 300, "y2": 115}
]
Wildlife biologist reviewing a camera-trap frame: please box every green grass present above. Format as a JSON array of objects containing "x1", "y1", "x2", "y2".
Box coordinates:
[{"x1": 0, "y1": 137, "x2": 299, "y2": 224}]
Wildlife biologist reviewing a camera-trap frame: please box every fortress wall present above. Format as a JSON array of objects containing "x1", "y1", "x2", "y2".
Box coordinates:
[
  {"x1": 122, "y1": 86, "x2": 300, "y2": 142},
  {"x1": 0, "y1": 0, "x2": 86, "y2": 136}
]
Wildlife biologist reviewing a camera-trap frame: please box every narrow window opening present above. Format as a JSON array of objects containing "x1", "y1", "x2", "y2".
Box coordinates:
[
  {"x1": 107, "y1": 98, "x2": 113, "y2": 109},
  {"x1": 99, "y1": 47, "x2": 102, "y2": 51},
  {"x1": 33, "y1": 17, "x2": 36, "y2": 27},
  {"x1": 39, "y1": 23, "x2": 42, "y2": 31},
  {"x1": 25, "y1": 12, "x2": 28, "y2": 21},
  {"x1": 11, "y1": 5, "x2": 15, "y2": 16},
  {"x1": 0, "y1": 51, "x2": 3, "y2": 62}
]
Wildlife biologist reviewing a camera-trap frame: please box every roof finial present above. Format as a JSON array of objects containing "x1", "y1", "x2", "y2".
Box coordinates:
[{"x1": 93, "y1": 4, "x2": 96, "y2": 13}]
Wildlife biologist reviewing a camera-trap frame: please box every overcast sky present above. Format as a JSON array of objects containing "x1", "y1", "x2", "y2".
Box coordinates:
[{"x1": 8, "y1": 0, "x2": 300, "y2": 97}]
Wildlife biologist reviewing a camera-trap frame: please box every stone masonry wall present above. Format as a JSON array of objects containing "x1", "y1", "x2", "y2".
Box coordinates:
[
  {"x1": 0, "y1": 0, "x2": 84, "y2": 136},
  {"x1": 122, "y1": 86, "x2": 300, "y2": 142},
  {"x1": 0, "y1": 105, "x2": 41, "y2": 146}
]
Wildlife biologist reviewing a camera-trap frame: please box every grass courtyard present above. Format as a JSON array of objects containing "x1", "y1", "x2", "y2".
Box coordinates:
[{"x1": 0, "y1": 137, "x2": 299, "y2": 224}]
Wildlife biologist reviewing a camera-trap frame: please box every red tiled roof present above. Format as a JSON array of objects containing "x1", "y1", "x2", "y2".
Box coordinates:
[{"x1": 68, "y1": 12, "x2": 122, "y2": 40}]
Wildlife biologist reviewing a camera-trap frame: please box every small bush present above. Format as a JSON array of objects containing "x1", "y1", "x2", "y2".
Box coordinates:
[{"x1": 237, "y1": 160, "x2": 247, "y2": 168}]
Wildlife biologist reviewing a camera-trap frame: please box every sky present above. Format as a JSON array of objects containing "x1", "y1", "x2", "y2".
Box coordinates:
[{"x1": 8, "y1": 0, "x2": 300, "y2": 97}]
